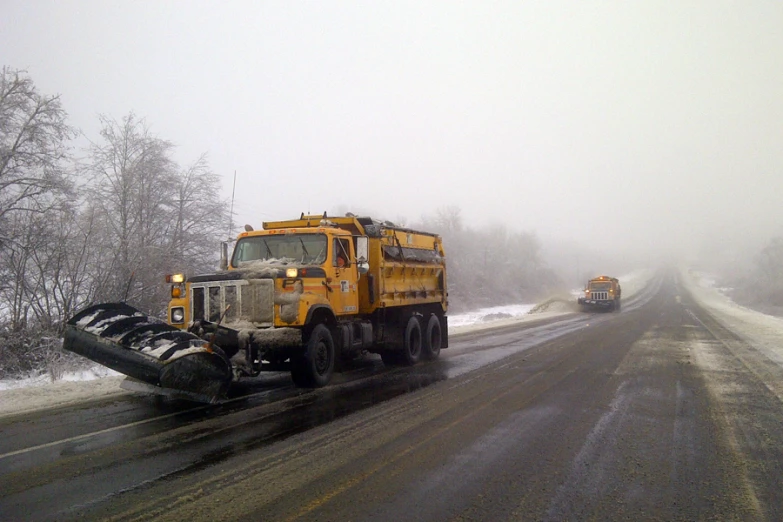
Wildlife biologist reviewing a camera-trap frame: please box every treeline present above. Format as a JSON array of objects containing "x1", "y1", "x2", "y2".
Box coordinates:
[
  {"x1": 410, "y1": 206, "x2": 563, "y2": 312},
  {"x1": 724, "y1": 236, "x2": 783, "y2": 316},
  {"x1": 0, "y1": 67, "x2": 228, "y2": 378}
]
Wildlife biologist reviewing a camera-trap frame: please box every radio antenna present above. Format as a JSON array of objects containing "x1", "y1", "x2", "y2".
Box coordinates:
[{"x1": 227, "y1": 170, "x2": 237, "y2": 240}]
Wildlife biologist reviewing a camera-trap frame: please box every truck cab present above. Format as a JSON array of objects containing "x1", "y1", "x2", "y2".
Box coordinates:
[{"x1": 578, "y1": 275, "x2": 621, "y2": 312}]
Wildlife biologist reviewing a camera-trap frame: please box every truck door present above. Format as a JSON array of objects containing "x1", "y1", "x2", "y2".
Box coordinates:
[{"x1": 331, "y1": 237, "x2": 359, "y2": 315}]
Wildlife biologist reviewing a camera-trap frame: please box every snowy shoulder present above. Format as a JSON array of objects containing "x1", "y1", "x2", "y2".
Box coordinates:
[
  {"x1": 0, "y1": 372, "x2": 128, "y2": 419},
  {"x1": 680, "y1": 267, "x2": 783, "y2": 366}
]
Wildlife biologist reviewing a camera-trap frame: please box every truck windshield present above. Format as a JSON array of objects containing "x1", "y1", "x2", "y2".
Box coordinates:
[
  {"x1": 589, "y1": 282, "x2": 612, "y2": 290},
  {"x1": 232, "y1": 234, "x2": 328, "y2": 266}
]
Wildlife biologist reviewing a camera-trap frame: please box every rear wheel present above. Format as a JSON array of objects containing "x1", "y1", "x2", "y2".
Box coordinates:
[
  {"x1": 422, "y1": 314, "x2": 442, "y2": 360},
  {"x1": 399, "y1": 316, "x2": 422, "y2": 366},
  {"x1": 291, "y1": 324, "x2": 335, "y2": 387}
]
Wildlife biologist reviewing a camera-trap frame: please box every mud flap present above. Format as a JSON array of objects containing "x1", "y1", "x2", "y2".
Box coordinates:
[{"x1": 63, "y1": 303, "x2": 233, "y2": 403}]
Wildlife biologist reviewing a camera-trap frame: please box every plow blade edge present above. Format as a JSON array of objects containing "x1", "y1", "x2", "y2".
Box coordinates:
[{"x1": 63, "y1": 303, "x2": 232, "y2": 403}]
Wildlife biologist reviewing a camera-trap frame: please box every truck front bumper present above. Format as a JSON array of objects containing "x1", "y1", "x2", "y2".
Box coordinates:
[{"x1": 577, "y1": 298, "x2": 615, "y2": 309}]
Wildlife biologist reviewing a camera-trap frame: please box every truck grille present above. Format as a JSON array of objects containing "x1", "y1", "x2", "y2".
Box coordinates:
[
  {"x1": 191, "y1": 280, "x2": 274, "y2": 325},
  {"x1": 590, "y1": 291, "x2": 609, "y2": 301}
]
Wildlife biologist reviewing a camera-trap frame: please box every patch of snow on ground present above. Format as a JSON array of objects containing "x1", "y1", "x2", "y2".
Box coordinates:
[
  {"x1": 0, "y1": 371, "x2": 127, "y2": 418},
  {"x1": 449, "y1": 304, "x2": 536, "y2": 328},
  {"x1": 617, "y1": 269, "x2": 653, "y2": 298},
  {"x1": 691, "y1": 272, "x2": 737, "y2": 294},
  {"x1": 681, "y1": 268, "x2": 783, "y2": 367},
  {"x1": 0, "y1": 366, "x2": 120, "y2": 391}
]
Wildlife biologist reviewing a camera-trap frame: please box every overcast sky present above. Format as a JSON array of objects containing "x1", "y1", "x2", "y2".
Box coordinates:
[{"x1": 2, "y1": 1, "x2": 782, "y2": 261}]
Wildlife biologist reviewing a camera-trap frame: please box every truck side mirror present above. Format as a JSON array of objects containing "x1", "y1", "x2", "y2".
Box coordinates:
[{"x1": 356, "y1": 236, "x2": 370, "y2": 275}]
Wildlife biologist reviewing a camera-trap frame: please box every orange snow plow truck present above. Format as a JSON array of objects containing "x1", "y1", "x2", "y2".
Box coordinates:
[
  {"x1": 63, "y1": 214, "x2": 448, "y2": 402},
  {"x1": 577, "y1": 275, "x2": 621, "y2": 312}
]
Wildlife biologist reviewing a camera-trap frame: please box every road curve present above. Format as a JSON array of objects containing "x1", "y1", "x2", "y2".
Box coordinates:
[{"x1": 1, "y1": 271, "x2": 781, "y2": 521}]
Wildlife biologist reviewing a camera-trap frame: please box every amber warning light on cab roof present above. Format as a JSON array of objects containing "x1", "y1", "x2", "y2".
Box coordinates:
[
  {"x1": 166, "y1": 273, "x2": 186, "y2": 298},
  {"x1": 166, "y1": 273, "x2": 185, "y2": 283}
]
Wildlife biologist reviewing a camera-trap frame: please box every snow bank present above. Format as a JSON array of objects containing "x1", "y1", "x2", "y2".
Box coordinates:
[
  {"x1": 0, "y1": 372, "x2": 127, "y2": 418},
  {"x1": 449, "y1": 304, "x2": 536, "y2": 328},
  {"x1": 681, "y1": 268, "x2": 783, "y2": 366},
  {"x1": 617, "y1": 269, "x2": 654, "y2": 298},
  {"x1": 0, "y1": 366, "x2": 120, "y2": 391}
]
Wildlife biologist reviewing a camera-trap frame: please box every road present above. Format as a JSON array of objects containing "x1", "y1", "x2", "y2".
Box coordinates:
[{"x1": 1, "y1": 271, "x2": 782, "y2": 521}]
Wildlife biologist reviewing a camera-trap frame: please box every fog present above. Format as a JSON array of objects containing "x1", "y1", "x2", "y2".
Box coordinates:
[{"x1": 2, "y1": 1, "x2": 782, "y2": 272}]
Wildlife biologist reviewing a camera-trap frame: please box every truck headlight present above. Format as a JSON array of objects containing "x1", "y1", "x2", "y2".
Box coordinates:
[
  {"x1": 286, "y1": 268, "x2": 298, "y2": 278},
  {"x1": 171, "y1": 307, "x2": 185, "y2": 324}
]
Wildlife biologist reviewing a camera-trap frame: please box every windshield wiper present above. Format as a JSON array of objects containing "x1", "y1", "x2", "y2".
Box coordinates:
[
  {"x1": 298, "y1": 237, "x2": 310, "y2": 262},
  {"x1": 261, "y1": 239, "x2": 273, "y2": 258}
]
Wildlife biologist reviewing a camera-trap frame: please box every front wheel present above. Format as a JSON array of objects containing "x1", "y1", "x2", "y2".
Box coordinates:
[{"x1": 291, "y1": 324, "x2": 335, "y2": 387}]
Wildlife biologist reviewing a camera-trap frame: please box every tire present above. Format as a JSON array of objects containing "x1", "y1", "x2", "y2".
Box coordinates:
[
  {"x1": 399, "y1": 316, "x2": 422, "y2": 366},
  {"x1": 422, "y1": 314, "x2": 442, "y2": 360},
  {"x1": 290, "y1": 324, "x2": 335, "y2": 387}
]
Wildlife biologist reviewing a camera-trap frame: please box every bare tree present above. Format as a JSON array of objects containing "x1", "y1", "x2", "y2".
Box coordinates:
[
  {"x1": 87, "y1": 113, "x2": 178, "y2": 312},
  {"x1": 752, "y1": 237, "x2": 783, "y2": 305},
  {"x1": 434, "y1": 205, "x2": 463, "y2": 233},
  {"x1": 0, "y1": 197, "x2": 97, "y2": 379},
  {"x1": 167, "y1": 154, "x2": 229, "y2": 275},
  {"x1": 87, "y1": 114, "x2": 228, "y2": 314},
  {"x1": 415, "y1": 206, "x2": 559, "y2": 311},
  {"x1": 0, "y1": 67, "x2": 76, "y2": 335},
  {"x1": 0, "y1": 67, "x2": 76, "y2": 238},
  {"x1": 0, "y1": 73, "x2": 231, "y2": 378}
]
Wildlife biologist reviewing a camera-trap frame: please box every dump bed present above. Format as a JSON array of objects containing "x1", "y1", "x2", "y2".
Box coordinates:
[{"x1": 360, "y1": 225, "x2": 447, "y2": 314}]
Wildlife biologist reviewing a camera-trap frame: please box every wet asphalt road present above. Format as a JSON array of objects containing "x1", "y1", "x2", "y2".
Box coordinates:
[{"x1": 1, "y1": 272, "x2": 782, "y2": 521}]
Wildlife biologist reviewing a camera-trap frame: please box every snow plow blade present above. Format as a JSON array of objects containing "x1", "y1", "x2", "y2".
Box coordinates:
[{"x1": 63, "y1": 303, "x2": 233, "y2": 403}]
